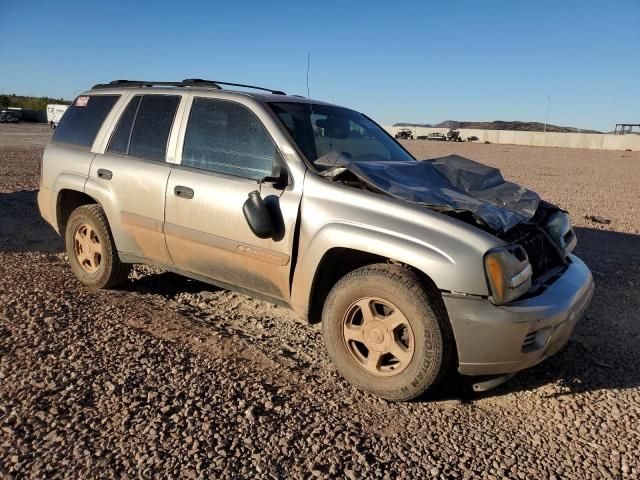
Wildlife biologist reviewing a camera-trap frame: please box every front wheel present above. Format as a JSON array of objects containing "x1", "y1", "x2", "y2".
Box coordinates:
[
  {"x1": 65, "y1": 204, "x2": 131, "y2": 289},
  {"x1": 322, "y1": 264, "x2": 453, "y2": 401}
]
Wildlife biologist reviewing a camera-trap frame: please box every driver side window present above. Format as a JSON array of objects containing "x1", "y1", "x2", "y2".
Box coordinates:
[{"x1": 182, "y1": 98, "x2": 275, "y2": 180}]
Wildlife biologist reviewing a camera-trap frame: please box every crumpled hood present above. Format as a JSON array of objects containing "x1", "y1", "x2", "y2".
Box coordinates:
[{"x1": 325, "y1": 154, "x2": 540, "y2": 232}]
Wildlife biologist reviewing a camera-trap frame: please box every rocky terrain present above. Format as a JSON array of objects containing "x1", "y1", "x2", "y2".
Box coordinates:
[{"x1": 1, "y1": 124, "x2": 639, "y2": 478}]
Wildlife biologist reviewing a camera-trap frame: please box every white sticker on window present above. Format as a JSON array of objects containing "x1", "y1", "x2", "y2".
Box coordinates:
[{"x1": 75, "y1": 96, "x2": 90, "y2": 107}]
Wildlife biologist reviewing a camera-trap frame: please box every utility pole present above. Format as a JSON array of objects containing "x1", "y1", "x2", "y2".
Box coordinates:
[{"x1": 543, "y1": 95, "x2": 551, "y2": 133}]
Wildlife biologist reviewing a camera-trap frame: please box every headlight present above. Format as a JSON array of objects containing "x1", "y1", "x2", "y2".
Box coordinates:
[
  {"x1": 484, "y1": 245, "x2": 532, "y2": 305},
  {"x1": 545, "y1": 211, "x2": 577, "y2": 256}
]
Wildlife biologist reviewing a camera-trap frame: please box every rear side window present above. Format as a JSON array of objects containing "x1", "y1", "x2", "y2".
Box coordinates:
[
  {"x1": 52, "y1": 95, "x2": 119, "y2": 147},
  {"x1": 107, "y1": 95, "x2": 180, "y2": 162},
  {"x1": 108, "y1": 96, "x2": 141, "y2": 154},
  {"x1": 181, "y1": 98, "x2": 275, "y2": 179}
]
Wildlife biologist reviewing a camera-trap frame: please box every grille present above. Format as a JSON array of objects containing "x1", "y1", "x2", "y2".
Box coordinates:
[{"x1": 502, "y1": 225, "x2": 565, "y2": 281}]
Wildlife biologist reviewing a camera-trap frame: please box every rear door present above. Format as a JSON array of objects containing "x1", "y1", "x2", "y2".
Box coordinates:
[
  {"x1": 86, "y1": 93, "x2": 185, "y2": 263},
  {"x1": 164, "y1": 95, "x2": 303, "y2": 301}
]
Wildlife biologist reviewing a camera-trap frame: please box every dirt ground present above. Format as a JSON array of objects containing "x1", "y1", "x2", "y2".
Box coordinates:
[{"x1": 1, "y1": 123, "x2": 639, "y2": 478}]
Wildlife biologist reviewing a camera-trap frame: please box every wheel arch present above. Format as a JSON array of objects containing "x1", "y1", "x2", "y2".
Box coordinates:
[{"x1": 56, "y1": 189, "x2": 101, "y2": 235}]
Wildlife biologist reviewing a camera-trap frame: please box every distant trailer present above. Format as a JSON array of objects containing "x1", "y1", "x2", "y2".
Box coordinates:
[
  {"x1": 47, "y1": 104, "x2": 69, "y2": 129},
  {"x1": 614, "y1": 123, "x2": 640, "y2": 135}
]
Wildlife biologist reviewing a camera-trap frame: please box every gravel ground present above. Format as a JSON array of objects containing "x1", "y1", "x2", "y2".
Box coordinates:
[{"x1": 1, "y1": 125, "x2": 639, "y2": 478}]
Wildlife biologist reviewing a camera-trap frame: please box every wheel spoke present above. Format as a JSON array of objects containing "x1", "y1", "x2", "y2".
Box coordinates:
[
  {"x1": 355, "y1": 299, "x2": 375, "y2": 325},
  {"x1": 343, "y1": 324, "x2": 365, "y2": 343},
  {"x1": 384, "y1": 309, "x2": 408, "y2": 331},
  {"x1": 91, "y1": 236, "x2": 103, "y2": 256},
  {"x1": 367, "y1": 350, "x2": 382, "y2": 371},
  {"x1": 76, "y1": 249, "x2": 88, "y2": 264},
  {"x1": 389, "y1": 339, "x2": 413, "y2": 365},
  {"x1": 79, "y1": 229, "x2": 90, "y2": 252}
]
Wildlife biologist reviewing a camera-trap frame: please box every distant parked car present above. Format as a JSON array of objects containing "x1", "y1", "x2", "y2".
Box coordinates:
[
  {"x1": 395, "y1": 128, "x2": 414, "y2": 140},
  {"x1": 427, "y1": 132, "x2": 446, "y2": 141},
  {"x1": 0, "y1": 111, "x2": 20, "y2": 123},
  {"x1": 47, "y1": 104, "x2": 69, "y2": 129}
]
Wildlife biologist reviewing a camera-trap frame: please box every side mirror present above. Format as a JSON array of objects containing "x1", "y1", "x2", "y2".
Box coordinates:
[
  {"x1": 259, "y1": 166, "x2": 288, "y2": 190},
  {"x1": 243, "y1": 190, "x2": 275, "y2": 239}
]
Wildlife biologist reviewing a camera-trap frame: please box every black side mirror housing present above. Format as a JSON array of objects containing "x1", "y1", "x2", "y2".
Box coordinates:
[
  {"x1": 243, "y1": 190, "x2": 275, "y2": 239},
  {"x1": 259, "y1": 166, "x2": 288, "y2": 189}
]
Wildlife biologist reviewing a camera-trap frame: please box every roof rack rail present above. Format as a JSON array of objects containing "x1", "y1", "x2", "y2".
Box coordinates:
[
  {"x1": 91, "y1": 78, "x2": 286, "y2": 95},
  {"x1": 91, "y1": 79, "x2": 221, "y2": 89},
  {"x1": 184, "y1": 79, "x2": 286, "y2": 95}
]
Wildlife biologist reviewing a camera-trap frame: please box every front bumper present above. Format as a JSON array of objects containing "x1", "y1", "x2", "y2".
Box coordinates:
[{"x1": 443, "y1": 254, "x2": 594, "y2": 376}]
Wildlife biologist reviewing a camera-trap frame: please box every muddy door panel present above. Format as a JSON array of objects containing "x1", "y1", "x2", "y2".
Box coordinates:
[
  {"x1": 86, "y1": 154, "x2": 172, "y2": 263},
  {"x1": 164, "y1": 168, "x2": 299, "y2": 300}
]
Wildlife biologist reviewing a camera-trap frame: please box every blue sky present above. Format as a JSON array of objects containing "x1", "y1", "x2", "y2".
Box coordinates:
[{"x1": 1, "y1": 0, "x2": 638, "y2": 131}]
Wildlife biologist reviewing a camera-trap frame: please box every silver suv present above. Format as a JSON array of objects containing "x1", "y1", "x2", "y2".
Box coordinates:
[{"x1": 38, "y1": 79, "x2": 594, "y2": 401}]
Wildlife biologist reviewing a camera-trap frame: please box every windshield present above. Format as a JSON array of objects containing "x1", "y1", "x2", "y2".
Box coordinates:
[{"x1": 269, "y1": 103, "x2": 415, "y2": 166}]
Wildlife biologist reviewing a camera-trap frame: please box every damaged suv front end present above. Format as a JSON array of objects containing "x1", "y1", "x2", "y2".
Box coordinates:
[
  {"x1": 270, "y1": 101, "x2": 594, "y2": 389},
  {"x1": 447, "y1": 203, "x2": 593, "y2": 387}
]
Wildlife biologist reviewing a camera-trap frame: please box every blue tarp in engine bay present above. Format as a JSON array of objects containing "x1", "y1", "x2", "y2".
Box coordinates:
[{"x1": 323, "y1": 154, "x2": 540, "y2": 232}]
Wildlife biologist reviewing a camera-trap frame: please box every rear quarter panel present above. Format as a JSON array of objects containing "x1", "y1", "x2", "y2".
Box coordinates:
[{"x1": 38, "y1": 142, "x2": 98, "y2": 233}]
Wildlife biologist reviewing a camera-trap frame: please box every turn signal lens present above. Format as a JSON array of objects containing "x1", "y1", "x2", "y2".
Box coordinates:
[
  {"x1": 485, "y1": 255, "x2": 505, "y2": 300},
  {"x1": 484, "y1": 246, "x2": 532, "y2": 304}
]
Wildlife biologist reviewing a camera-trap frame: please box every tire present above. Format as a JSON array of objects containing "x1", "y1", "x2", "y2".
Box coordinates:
[
  {"x1": 65, "y1": 204, "x2": 131, "y2": 289},
  {"x1": 321, "y1": 264, "x2": 453, "y2": 401}
]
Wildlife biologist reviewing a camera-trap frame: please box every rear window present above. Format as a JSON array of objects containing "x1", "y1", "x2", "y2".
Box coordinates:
[{"x1": 52, "y1": 95, "x2": 119, "y2": 148}]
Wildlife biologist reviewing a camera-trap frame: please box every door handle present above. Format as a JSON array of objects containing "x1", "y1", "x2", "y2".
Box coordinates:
[
  {"x1": 97, "y1": 169, "x2": 112, "y2": 180},
  {"x1": 174, "y1": 185, "x2": 194, "y2": 199}
]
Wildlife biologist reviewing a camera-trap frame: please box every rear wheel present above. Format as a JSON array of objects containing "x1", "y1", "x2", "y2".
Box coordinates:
[
  {"x1": 65, "y1": 204, "x2": 131, "y2": 289},
  {"x1": 322, "y1": 264, "x2": 452, "y2": 401}
]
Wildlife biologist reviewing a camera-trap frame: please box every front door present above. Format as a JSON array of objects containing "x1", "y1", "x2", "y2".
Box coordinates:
[{"x1": 164, "y1": 96, "x2": 302, "y2": 300}]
